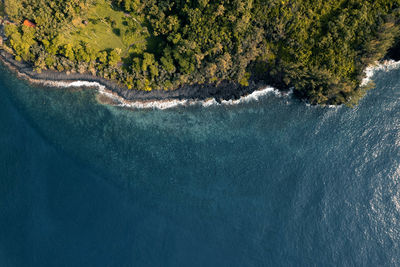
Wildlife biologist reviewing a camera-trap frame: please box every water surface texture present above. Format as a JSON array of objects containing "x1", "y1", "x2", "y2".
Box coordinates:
[{"x1": 1, "y1": 64, "x2": 400, "y2": 266}]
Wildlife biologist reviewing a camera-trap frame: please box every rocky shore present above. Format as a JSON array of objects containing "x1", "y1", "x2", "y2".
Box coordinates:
[
  {"x1": 1, "y1": 39, "x2": 400, "y2": 108},
  {"x1": 0, "y1": 49, "x2": 274, "y2": 105}
]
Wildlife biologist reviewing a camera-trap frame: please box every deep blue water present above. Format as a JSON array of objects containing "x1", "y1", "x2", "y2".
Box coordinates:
[{"x1": 1, "y1": 63, "x2": 400, "y2": 266}]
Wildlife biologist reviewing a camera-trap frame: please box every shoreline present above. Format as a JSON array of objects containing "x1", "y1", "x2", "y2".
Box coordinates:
[
  {"x1": 0, "y1": 49, "x2": 287, "y2": 109},
  {"x1": 361, "y1": 59, "x2": 400, "y2": 86},
  {"x1": 1, "y1": 48, "x2": 400, "y2": 109}
]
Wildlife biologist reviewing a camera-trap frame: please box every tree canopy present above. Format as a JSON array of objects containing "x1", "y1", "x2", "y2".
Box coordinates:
[{"x1": 3, "y1": 0, "x2": 400, "y2": 104}]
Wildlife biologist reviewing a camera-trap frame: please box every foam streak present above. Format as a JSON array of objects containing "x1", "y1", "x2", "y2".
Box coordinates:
[
  {"x1": 362, "y1": 60, "x2": 400, "y2": 86},
  {"x1": 41, "y1": 80, "x2": 292, "y2": 110}
]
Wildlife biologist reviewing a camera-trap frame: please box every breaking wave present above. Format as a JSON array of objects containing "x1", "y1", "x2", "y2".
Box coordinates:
[
  {"x1": 45, "y1": 59, "x2": 400, "y2": 110},
  {"x1": 362, "y1": 59, "x2": 400, "y2": 86},
  {"x1": 44, "y1": 80, "x2": 293, "y2": 110}
]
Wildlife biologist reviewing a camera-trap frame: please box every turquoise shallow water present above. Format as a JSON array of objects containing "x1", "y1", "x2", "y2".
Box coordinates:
[{"x1": 1, "y1": 63, "x2": 400, "y2": 266}]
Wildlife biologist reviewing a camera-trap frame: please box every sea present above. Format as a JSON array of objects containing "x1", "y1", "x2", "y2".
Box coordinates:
[{"x1": 0, "y1": 61, "x2": 400, "y2": 266}]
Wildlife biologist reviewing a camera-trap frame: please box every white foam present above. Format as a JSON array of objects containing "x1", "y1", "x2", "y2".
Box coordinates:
[
  {"x1": 220, "y1": 86, "x2": 292, "y2": 106},
  {"x1": 221, "y1": 86, "x2": 274, "y2": 105},
  {"x1": 302, "y1": 59, "x2": 400, "y2": 109},
  {"x1": 41, "y1": 80, "x2": 106, "y2": 90},
  {"x1": 201, "y1": 98, "x2": 219, "y2": 107},
  {"x1": 362, "y1": 60, "x2": 400, "y2": 86},
  {"x1": 120, "y1": 99, "x2": 190, "y2": 109},
  {"x1": 106, "y1": 58, "x2": 400, "y2": 110},
  {"x1": 113, "y1": 85, "x2": 291, "y2": 109},
  {"x1": 39, "y1": 78, "x2": 292, "y2": 110}
]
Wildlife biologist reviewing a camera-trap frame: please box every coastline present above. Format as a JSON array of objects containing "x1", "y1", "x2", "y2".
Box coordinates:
[
  {"x1": 361, "y1": 59, "x2": 400, "y2": 87},
  {"x1": 1, "y1": 47, "x2": 400, "y2": 109},
  {"x1": 0, "y1": 49, "x2": 286, "y2": 109}
]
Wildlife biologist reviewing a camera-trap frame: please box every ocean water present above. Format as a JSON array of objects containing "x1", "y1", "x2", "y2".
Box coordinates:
[{"x1": 1, "y1": 63, "x2": 400, "y2": 267}]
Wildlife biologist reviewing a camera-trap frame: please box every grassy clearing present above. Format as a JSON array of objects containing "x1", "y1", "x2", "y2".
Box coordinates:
[{"x1": 61, "y1": 0, "x2": 132, "y2": 54}]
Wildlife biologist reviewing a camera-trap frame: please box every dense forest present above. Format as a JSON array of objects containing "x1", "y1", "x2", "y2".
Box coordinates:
[{"x1": 1, "y1": 0, "x2": 400, "y2": 104}]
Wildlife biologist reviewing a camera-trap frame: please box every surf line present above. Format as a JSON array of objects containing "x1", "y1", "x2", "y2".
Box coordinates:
[
  {"x1": 93, "y1": 83, "x2": 290, "y2": 110},
  {"x1": 14, "y1": 71, "x2": 291, "y2": 110},
  {"x1": 361, "y1": 59, "x2": 400, "y2": 86},
  {"x1": 0, "y1": 53, "x2": 294, "y2": 109},
  {"x1": 20, "y1": 58, "x2": 400, "y2": 110}
]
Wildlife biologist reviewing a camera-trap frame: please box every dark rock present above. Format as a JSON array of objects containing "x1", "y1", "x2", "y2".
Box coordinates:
[{"x1": 0, "y1": 50, "x2": 292, "y2": 103}]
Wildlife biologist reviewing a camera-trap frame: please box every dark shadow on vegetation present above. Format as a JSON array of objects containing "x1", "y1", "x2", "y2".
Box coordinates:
[
  {"x1": 146, "y1": 35, "x2": 165, "y2": 58},
  {"x1": 113, "y1": 28, "x2": 121, "y2": 36},
  {"x1": 88, "y1": 18, "x2": 98, "y2": 25},
  {"x1": 386, "y1": 41, "x2": 400, "y2": 61}
]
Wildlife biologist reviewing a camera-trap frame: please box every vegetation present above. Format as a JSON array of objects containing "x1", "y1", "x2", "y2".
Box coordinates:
[
  {"x1": 0, "y1": 2, "x2": 5, "y2": 18},
  {"x1": 2, "y1": 0, "x2": 400, "y2": 104}
]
